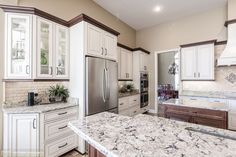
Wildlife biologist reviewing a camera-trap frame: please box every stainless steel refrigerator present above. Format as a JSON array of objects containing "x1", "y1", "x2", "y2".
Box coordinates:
[{"x1": 85, "y1": 56, "x2": 118, "y2": 116}]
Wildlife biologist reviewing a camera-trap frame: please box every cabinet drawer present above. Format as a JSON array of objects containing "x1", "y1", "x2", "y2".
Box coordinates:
[
  {"x1": 119, "y1": 109, "x2": 131, "y2": 117},
  {"x1": 129, "y1": 95, "x2": 140, "y2": 106},
  {"x1": 119, "y1": 97, "x2": 129, "y2": 111},
  {"x1": 45, "y1": 116, "x2": 77, "y2": 141},
  {"x1": 129, "y1": 106, "x2": 140, "y2": 116},
  {"x1": 45, "y1": 134, "x2": 77, "y2": 157},
  {"x1": 44, "y1": 107, "x2": 77, "y2": 122}
]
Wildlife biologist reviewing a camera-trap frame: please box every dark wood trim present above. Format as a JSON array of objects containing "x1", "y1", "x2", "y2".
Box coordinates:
[
  {"x1": 0, "y1": 5, "x2": 69, "y2": 26},
  {"x1": 118, "y1": 79, "x2": 133, "y2": 81},
  {"x1": 133, "y1": 47, "x2": 151, "y2": 54},
  {"x1": 117, "y1": 43, "x2": 133, "y2": 51},
  {"x1": 68, "y1": 14, "x2": 120, "y2": 36},
  {"x1": 0, "y1": 5, "x2": 120, "y2": 36},
  {"x1": 180, "y1": 40, "x2": 217, "y2": 48},
  {"x1": 2, "y1": 79, "x2": 69, "y2": 82},
  {"x1": 224, "y1": 19, "x2": 236, "y2": 27},
  {"x1": 215, "y1": 40, "x2": 227, "y2": 45}
]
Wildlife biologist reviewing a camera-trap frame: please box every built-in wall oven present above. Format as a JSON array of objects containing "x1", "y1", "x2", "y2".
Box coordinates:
[{"x1": 140, "y1": 72, "x2": 149, "y2": 108}]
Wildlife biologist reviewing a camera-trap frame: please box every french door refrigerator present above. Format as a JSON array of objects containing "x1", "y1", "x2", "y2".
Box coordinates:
[{"x1": 85, "y1": 56, "x2": 118, "y2": 116}]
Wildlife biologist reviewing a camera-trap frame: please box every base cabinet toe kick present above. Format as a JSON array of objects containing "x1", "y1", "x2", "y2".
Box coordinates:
[
  {"x1": 163, "y1": 104, "x2": 228, "y2": 129},
  {"x1": 3, "y1": 106, "x2": 79, "y2": 157}
]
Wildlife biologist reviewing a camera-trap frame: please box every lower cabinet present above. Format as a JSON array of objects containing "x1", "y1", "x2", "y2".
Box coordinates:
[
  {"x1": 88, "y1": 145, "x2": 105, "y2": 157},
  {"x1": 163, "y1": 104, "x2": 227, "y2": 129},
  {"x1": 3, "y1": 106, "x2": 78, "y2": 157}
]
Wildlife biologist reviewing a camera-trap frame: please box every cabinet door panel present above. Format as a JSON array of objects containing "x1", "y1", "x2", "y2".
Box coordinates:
[
  {"x1": 37, "y1": 18, "x2": 53, "y2": 78},
  {"x1": 117, "y1": 47, "x2": 121, "y2": 79},
  {"x1": 6, "y1": 13, "x2": 32, "y2": 79},
  {"x1": 120, "y1": 48, "x2": 127, "y2": 79},
  {"x1": 192, "y1": 117, "x2": 226, "y2": 129},
  {"x1": 181, "y1": 47, "x2": 196, "y2": 80},
  {"x1": 55, "y1": 25, "x2": 69, "y2": 78},
  {"x1": 197, "y1": 44, "x2": 214, "y2": 80},
  {"x1": 11, "y1": 114, "x2": 39, "y2": 154},
  {"x1": 126, "y1": 51, "x2": 133, "y2": 79},
  {"x1": 87, "y1": 24, "x2": 103, "y2": 57},
  {"x1": 104, "y1": 32, "x2": 117, "y2": 60}
]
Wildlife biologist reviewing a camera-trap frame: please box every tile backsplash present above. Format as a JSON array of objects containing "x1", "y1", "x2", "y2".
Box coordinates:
[
  {"x1": 4, "y1": 81, "x2": 69, "y2": 106},
  {"x1": 182, "y1": 44, "x2": 236, "y2": 93}
]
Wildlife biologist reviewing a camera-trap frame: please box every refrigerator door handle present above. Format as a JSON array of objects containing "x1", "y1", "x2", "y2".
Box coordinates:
[
  {"x1": 106, "y1": 68, "x2": 110, "y2": 100},
  {"x1": 102, "y1": 68, "x2": 106, "y2": 102}
]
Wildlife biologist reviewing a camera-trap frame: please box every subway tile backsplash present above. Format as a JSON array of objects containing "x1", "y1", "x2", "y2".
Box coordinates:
[{"x1": 4, "y1": 81, "x2": 69, "y2": 106}]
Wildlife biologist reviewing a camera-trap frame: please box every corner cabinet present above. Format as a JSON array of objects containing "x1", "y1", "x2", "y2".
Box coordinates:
[
  {"x1": 117, "y1": 47, "x2": 133, "y2": 80},
  {"x1": 4, "y1": 13, "x2": 70, "y2": 80},
  {"x1": 5, "y1": 13, "x2": 33, "y2": 79},
  {"x1": 86, "y1": 23, "x2": 117, "y2": 61},
  {"x1": 181, "y1": 43, "x2": 214, "y2": 80}
]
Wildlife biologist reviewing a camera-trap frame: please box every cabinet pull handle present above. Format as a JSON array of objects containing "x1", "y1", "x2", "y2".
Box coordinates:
[
  {"x1": 101, "y1": 47, "x2": 104, "y2": 55},
  {"x1": 56, "y1": 67, "x2": 59, "y2": 75},
  {"x1": 33, "y1": 119, "x2": 36, "y2": 129},
  {"x1": 26, "y1": 65, "x2": 30, "y2": 74},
  {"x1": 120, "y1": 103, "x2": 124, "y2": 106},
  {"x1": 58, "y1": 112, "x2": 67, "y2": 115},
  {"x1": 58, "y1": 143, "x2": 68, "y2": 149},
  {"x1": 58, "y1": 125, "x2": 67, "y2": 130},
  {"x1": 50, "y1": 66, "x2": 53, "y2": 75},
  {"x1": 198, "y1": 72, "x2": 200, "y2": 77},
  {"x1": 133, "y1": 100, "x2": 137, "y2": 101}
]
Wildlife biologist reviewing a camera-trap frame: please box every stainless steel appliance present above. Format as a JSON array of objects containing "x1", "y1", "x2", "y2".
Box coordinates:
[
  {"x1": 140, "y1": 72, "x2": 149, "y2": 108},
  {"x1": 85, "y1": 56, "x2": 118, "y2": 116}
]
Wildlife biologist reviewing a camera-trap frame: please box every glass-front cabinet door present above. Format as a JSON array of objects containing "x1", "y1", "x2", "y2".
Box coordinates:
[
  {"x1": 55, "y1": 25, "x2": 69, "y2": 78},
  {"x1": 6, "y1": 13, "x2": 32, "y2": 79},
  {"x1": 37, "y1": 18, "x2": 53, "y2": 78}
]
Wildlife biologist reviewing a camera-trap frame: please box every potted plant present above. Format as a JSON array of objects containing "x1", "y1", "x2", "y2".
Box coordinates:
[{"x1": 48, "y1": 84, "x2": 69, "y2": 103}]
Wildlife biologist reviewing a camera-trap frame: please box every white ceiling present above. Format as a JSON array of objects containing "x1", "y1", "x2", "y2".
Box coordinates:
[{"x1": 93, "y1": 0, "x2": 227, "y2": 30}]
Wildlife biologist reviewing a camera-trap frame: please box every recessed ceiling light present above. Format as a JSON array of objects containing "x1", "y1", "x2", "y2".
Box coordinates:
[{"x1": 153, "y1": 6, "x2": 161, "y2": 12}]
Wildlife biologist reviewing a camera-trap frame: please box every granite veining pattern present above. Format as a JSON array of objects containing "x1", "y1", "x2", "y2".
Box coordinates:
[
  {"x1": 181, "y1": 90, "x2": 236, "y2": 99},
  {"x1": 2, "y1": 103, "x2": 78, "y2": 114},
  {"x1": 69, "y1": 112, "x2": 236, "y2": 157},
  {"x1": 118, "y1": 91, "x2": 140, "y2": 98},
  {"x1": 163, "y1": 98, "x2": 229, "y2": 111}
]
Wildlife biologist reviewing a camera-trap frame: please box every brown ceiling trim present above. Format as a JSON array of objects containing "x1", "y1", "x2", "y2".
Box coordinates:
[
  {"x1": 68, "y1": 14, "x2": 120, "y2": 36},
  {"x1": 0, "y1": 5, "x2": 120, "y2": 36},
  {"x1": 0, "y1": 5, "x2": 69, "y2": 27},
  {"x1": 180, "y1": 40, "x2": 217, "y2": 48},
  {"x1": 117, "y1": 43, "x2": 133, "y2": 51},
  {"x1": 215, "y1": 40, "x2": 227, "y2": 45},
  {"x1": 224, "y1": 19, "x2": 236, "y2": 27},
  {"x1": 133, "y1": 47, "x2": 151, "y2": 54}
]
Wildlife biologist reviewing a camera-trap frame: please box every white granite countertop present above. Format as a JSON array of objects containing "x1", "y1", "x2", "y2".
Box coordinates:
[
  {"x1": 69, "y1": 112, "x2": 236, "y2": 157},
  {"x1": 181, "y1": 90, "x2": 236, "y2": 99},
  {"x1": 2, "y1": 103, "x2": 78, "y2": 114},
  {"x1": 163, "y1": 98, "x2": 229, "y2": 111}
]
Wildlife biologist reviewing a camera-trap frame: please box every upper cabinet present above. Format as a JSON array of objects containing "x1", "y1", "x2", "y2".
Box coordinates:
[
  {"x1": 181, "y1": 43, "x2": 214, "y2": 80},
  {"x1": 4, "y1": 12, "x2": 70, "y2": 80},
  {"x1": 5, "y1": 13, "x2": 32, "y2": 79},
  {"x1": 87, "y1": 24, "x2": 117, "y2": 61},
  {"x1": 133, "y1": 50, "x2": 149, "y2": 72},
  {"x1": 118, "y1": 47, "x2": 133, "y2": 80}
]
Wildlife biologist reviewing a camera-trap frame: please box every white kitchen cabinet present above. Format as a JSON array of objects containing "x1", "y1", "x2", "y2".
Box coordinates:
[
  {"x1": 133, "y1": 50, "x2": 149, "y2": 72},
  {"x1": 3, "y1": 107, "x2": 78, "y2": 157},
  {"x1": 55, "y1": 24, "x2": 69, "y2": 78},
  {"x1": 119, "y1": 94, "x2": 141, "y2": 117},
  {"x1": 37, "y1": 17, "x2": 53, "y2": 78},
  {"x1": 118, "y1": 48, "x2": 133, "y2": 80},
  {"x1": 140, "y1": 53, "x2": 149, "y2": 71},
  {"x1": 4, "y1": 114, "x2": 39, "y2": 156},
  {"x1": 5, "y1": 13, "x2": 32, "y2": 79},
  {"x1": 87, "y1": 24, "x2": 117, "y2": 61},
  {"x1": 181, "y1": 43, "x2": 214, "y2": 80}
]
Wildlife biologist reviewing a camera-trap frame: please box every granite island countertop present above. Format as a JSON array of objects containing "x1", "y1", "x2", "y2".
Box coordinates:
[
  {"x1": 2, "y1": 102, "x2": 78, "y2": 114},
  {"x1": 69, "y1": 112, "x2": 236, "y2": 157},
  {"x1": 162, "y1": 98, "x2": 229, "y2": 111}
]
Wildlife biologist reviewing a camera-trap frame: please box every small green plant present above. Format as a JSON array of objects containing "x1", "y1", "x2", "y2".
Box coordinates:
[
  {"x1": 48, "y1": 84, "x2": 69, "y2": 102},
  {"x1": 119, "y1": 83, "x2": 135, "y2": 93}
]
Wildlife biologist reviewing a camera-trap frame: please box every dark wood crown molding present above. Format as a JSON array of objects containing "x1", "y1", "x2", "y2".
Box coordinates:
[
  {"x1": 133, "y1": 47, "x2": 151, "y2": 54},
  {"x1": 68, "y1": 14, "x2": 120, "y2": 36},
  {"x1": 180, "y1": 39, "x2": 217, "y2": 48},
  {"x1": 215, "y1": 40, "x2": 227, "y2": 45},
  {"x1": 0, "y1": 5, "x2": 120, "y2": 36},
  {"x1": 224, "y1": 19, "x2": 236, "y2": 27},
  {"x1": 0, "y1": 5, "x2": 69, "y2": 26},
  {"x1": 117, "y1": 43, "x2": 133, "y2": 51}
]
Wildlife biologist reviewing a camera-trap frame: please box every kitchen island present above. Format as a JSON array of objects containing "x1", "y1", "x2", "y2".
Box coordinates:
[{"x1": 69, "y1": 112, "x2": 236, "y2": 157}]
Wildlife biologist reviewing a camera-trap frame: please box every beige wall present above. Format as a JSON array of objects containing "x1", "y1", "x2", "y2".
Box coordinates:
[
  {"x1": 136, "y1": 6, "x2": 227, "y2": 110},
  {"x1": 18, "y1": 0, "x2": 136, "y2": 48}
]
